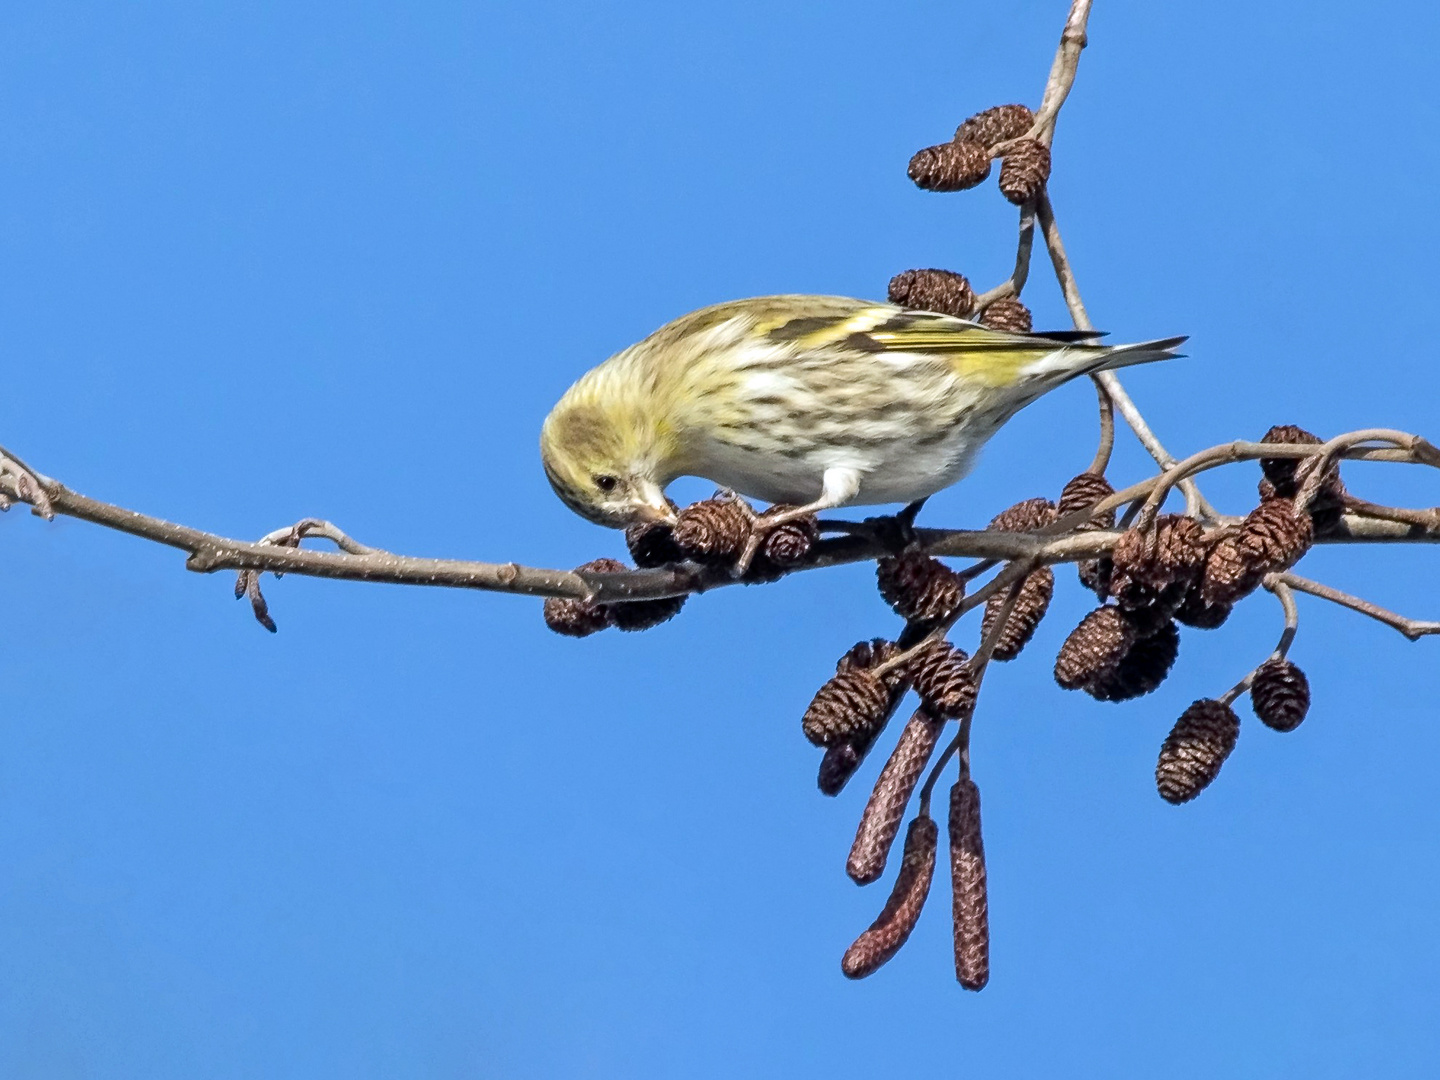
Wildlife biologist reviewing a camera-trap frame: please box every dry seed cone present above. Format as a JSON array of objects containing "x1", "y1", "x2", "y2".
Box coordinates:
[
  {"x1": 1054, "y1": 605, "x2": 1137, "y2": 690},
  {"x1": 979, "y1": 296, "x2": 1033, "y2": 333},
  {"x1": 888, "y1": 268, "x2": 976, "y2": 318},
  {"x1": 997, "y1": 138, "x2": 1051, "y2": 205},
  {"x1": 1250, "y1": 658, "x2": 1310, "y2": 732},
  {"x1": 1156, "y1": 699, "x2": 1241, "y2": 804},
  {"x1": 876, "y1": 551, "x2": 964, "y2": 625},
  {"x1": 1086, "y1": 619, "x2": 1180, "y2": 702},
  {"x1": 908, "y1": 141, "x2": 991, "y2": 192},
  {"x1": 671, "y1": 498, "x2": 751, "y2": 563},
  {"x1": 955, "y1": 103, "x2": 1034, "y2": 148},
  {"x1": 907, "y1": 640, "x2": 978, "y2": 719},
  {"x1": 981, "y1": 566, "x2": 1054, "y2": 662},
  {"x1": 802, "y1": 669, "x2": 894, "y2": 748}
]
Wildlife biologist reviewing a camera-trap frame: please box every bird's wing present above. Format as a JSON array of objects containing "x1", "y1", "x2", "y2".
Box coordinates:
[{"x1": 757, "y1": 301, "x2": 1107, "y2": 387}]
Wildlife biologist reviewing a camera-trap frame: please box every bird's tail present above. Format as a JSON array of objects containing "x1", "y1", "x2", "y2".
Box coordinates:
[{"x1": 1080, "y1": 335, "x2": 1188, "y2": 376}]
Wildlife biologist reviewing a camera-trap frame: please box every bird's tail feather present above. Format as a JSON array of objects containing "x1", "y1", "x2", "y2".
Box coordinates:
[{"x1": 1085, "y1": 335, "x2": 1188, "y2": 375}]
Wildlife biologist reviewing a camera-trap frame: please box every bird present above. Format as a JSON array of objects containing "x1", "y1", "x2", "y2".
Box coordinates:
[{"x1": 541, "y1": 294, "x2": 1184, "y2": 536}]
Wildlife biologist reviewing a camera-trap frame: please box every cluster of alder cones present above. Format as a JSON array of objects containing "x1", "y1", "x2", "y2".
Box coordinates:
[{"x1": 540, "y1": 102, "x2": 1333, "y2": 988}]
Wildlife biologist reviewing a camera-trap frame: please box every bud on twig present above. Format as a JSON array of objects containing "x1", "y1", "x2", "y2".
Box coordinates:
[
  {"x1": 948, "y1": 777, "x2": 990, "y2": 991},
  {"x1": 888, "y1": 269, "x2": 976, "y2": 319},
  {"x1": 908, "y1": 141, "x2": 991, "y2": 192},
  {"x1": 1250, "y1": 658, "x2": 1310, "y2": 732},
  {"x1": 997, "y1": 138, "x2": 1051, "y2": 205},
  {"x1": 1156, "y1": 699, "x2": 1241, "y2": 804},
  {"x1": 842, "y1": 815, "x2": 939, "y2": 979},
  {"x1": 848, "y1": 708, "x2": 946, "y2": 884}
]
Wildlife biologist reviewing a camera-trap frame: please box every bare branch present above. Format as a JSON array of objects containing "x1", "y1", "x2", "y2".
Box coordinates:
[{"x1": 1278, "y1": 573, "x2": 1440, "y2": 641}]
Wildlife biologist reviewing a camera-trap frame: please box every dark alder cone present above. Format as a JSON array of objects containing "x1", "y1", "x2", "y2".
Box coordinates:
[
  {"x1": 818, "y1": 738, "x2": 873, "y2": 797},
  {"x1": 1087, "y1": 619, "x2": 1180, "y2": 702},
  {"x1": 842, "y1": 815, "x2": 939, "y2": 979},
  {"x1": 875, "y1": 551, "x2": 965, "y2": 626},
  {"x1": 1250, "y1": 657, "x2": 1311, "y2": 732},
  {"x1": 1108, "y1": 514, "x2": 1207, "y2": 610},
  {"x1": 606, "y1": 593, "x2": 686, "y2": 632},
  {"x1": 624, "y1": 507, "x2": 684, "y2": 567},
  {"x1": 802, "y1": 669, "x2": 893, "y2": 748},
  {"x1": 1200, "y1": 536, "x2": 1262, "y2": 607},
  {"x1": 1054, "y1": 605, "x2": 1137, "y2": 690},
  {"x1": 848, "y1": 708, "x2": 946, "y2": 884},
  {"x1": 756, "y1": 506, "x2": 819, "y2": 570},
  {"x1": 1059, "y1": 472, "x2": 1118, "y2": 600},
  {"x1": 1156, "y1": 699, "x2": 1241, "y2": 805},
  {"x1": 982, "y1": 566, "x2": 1054, "y2": 662},
  {"x1": 906, "y1": 640, "x2": 978, "y2": 719},
  {"x1": 997, "y1": 138, "x2": 1052, "y2": 205},
  {"x1": 542, "y1": 596, "x2": 611, "y2": 637},
  {"x1": 954, "y1": 103, "x2": 1034, "y2": 148},
  {"x1": 1237, "y1": 496, "x2": 1314, "y2": 574},
  {"x1": 1258, "y1": 424, "x2": 1324, "y2": 497},
  {"x1": 542, "y1": 557, "x2": 627, "y2": 637},
  {"x1": 978, "y1": 296, "x2": 1033, "y2": 333},
  {"x1": 888, "y1": 268, "x2": 976, "y2": 319},
  {"x1": 1174, "y1": 582, "x2": 1233, "y2": 630},
  {"x1": 836, "y1": 638, "x2": 910, "y2": 699},
  {"x1": 948, "y1": 777, "x2": 990, "y2": 992},
  {"x1": 1058, "y1": 471, "x2": 1117, "y2": 529},
  {"x1": 908, "y1": 141, "x2": 992, "y2": 192},
  {"x1": 671, "y1": 498, "x2": 751, "y2": 563},
  {"x1": 988, "y1": 496, "x2": 1058, "y2": 534}
]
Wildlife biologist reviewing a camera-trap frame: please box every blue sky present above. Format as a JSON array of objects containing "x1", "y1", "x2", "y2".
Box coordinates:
[{"x1": 4, "y1": 1, "x2": 1440, "y2": 1076}]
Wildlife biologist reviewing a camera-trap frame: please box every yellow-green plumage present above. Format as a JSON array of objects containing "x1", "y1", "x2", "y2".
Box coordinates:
[{"x1": 541, "y1": 295, "x2": 1184, "y2": 527}]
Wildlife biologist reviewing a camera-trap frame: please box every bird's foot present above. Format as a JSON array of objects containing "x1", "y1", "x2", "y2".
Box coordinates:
[{"x1": 732, "y1": 502, "x2": 822, "y2": 578}]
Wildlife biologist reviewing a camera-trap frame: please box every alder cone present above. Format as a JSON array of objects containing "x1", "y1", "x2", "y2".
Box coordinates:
[
  {"x1": 672, "y1": 499, "x2": 750, "y2": 563},
  {"x1": 1058, "y1": 471, "x2": 1117, "y2": 528},
  {"x1": 888, "y1": 268, "x2": 976, "y2": 319},
  {"x1": 948, "y1": 777, "x2": 990, "y2": 992},
  {"x1": 997, "y1": 138, "x2": 1052, "y2": 205},
  {"x1": 982, "y1": 566, "x2": 1054, "y2": 662},
  {"x1": 1174, "y1": 582, "x2": 1233, "y2": 629},
  {"x1": 842, "y1": 815, "x2": 939, "y2": 979},
  {"x1": 988, "y1": 496, "x2": 1058, "y2": 534},
  {"x1": 955, "y1": 103, "x2": 1034, "y2": 148},
  {"x1": 1086, "y1": 619, "x2": 1180, "y2": 702},
  {"x1": 907, "y1": 640, "x2": 978, "y2": 719},
  {"x1": 1058, "y1": 471, "x2": 1117, "y2": 598},
  {"x1": 544, "y1": 556, "x2": 629, "y2": 636},
  {"x1": 756, "y1": 506, "x2": 819, "y2": 570},
  {"x1": 908, "y1": 141, "x2": 992, "y2": 192},
  {"x1": 802, "y1": 669, "x2": 893, "y2": 747},
  {"x1": 542, "y1": 596, "x2": 610, "y2": 637},
  {"x1": 1054, "y1": 605, "x2": 1137, "y2": 690},
  {"x1": 979, "y1": 296, "x2": 1033, "y2": 333},
  {"x1": 1199, "y1": 536, "x2": 1259, "y2": 606},
  {"x1": 1259, "y1": 424, "x2": 1323, "y2": 495},
  {"x1": 1250, "y1": 658, "x2": 1311, "y2": 732},
  {"x1": 606, "y1": 593, "x2": 686, "y2": 632},
  {"x1": 1108, "y1": 514, "x2": 1207, "y2": 610},
  {"x1": 1237, "y1": 496, "x2": 1313, "y2": 573},
  {"x1": 848, "y1": 708, "x2": 946, "y2": 884},
  {"x1": 1156, "y1": 700, "x2": 1241, "y2": 804},
  {"x1": 876, "y1": 551, "x2": 964, "y2": 625},
  {"x1": 624, "y1": 511, "x2": 684, "y2": 568}
]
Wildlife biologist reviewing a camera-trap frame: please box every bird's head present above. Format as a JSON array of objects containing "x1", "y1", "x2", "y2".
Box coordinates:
[{"x1": 540, "y1": 383, "x2": 678, "y2": 530}]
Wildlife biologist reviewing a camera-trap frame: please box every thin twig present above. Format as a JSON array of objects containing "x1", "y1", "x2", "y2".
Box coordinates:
[{"x1": 1278, "y1": 572, "x2": 1440, "y2": 641}]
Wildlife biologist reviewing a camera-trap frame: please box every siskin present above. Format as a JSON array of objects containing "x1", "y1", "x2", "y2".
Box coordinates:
[{"x1": 541, "y1": 295, "x2": 1183, "y2": 532}]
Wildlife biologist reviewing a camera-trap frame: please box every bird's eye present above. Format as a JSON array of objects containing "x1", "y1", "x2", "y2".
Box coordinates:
[{"x1": 594, "y1": 474, "x2": 619, "y2": 493}]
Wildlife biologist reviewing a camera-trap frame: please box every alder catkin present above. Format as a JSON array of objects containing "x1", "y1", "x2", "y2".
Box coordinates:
[
  {"x1": 847, "y1": 708, "x2": 946, "y2": 885},
  {"x1": 841, "y1": 815, "x2": 939, "y2": 979},
  {"x1": 949, "y1": 777, "x2": 990, "y2": 991}
]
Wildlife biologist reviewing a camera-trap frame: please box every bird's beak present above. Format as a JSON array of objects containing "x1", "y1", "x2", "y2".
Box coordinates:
[{"x1": 633, "y1": 483, "x2": 677, "y2": 526}]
